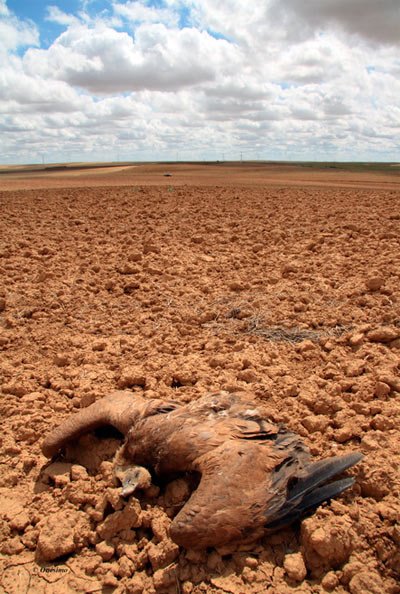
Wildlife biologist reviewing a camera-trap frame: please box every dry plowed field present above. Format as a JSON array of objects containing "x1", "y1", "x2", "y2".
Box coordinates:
[{"x1": 0, "y1": 164, "x2": 399, "y2": 594}]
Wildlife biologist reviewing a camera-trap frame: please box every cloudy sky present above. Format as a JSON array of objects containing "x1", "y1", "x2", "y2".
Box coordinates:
[{"x1": 1, "y1": 0, "x2": 399, "y2": 164}]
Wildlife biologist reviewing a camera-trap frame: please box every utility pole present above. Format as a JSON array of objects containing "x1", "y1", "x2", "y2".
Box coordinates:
[{"x1": 240, "y1": 152, "x2": 243, "y2": 163}]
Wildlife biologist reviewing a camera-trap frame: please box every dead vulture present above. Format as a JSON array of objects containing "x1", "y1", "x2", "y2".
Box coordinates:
[{"x1": 42, "y1": 391, "x2": 362, "y2": 549}]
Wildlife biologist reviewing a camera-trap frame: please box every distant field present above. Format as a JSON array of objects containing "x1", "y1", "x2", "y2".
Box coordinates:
[
  {"x1": 0, "y1": 161, "x2": 135, "y2": 175},
  {"x1": 0, "y1": 161, "x2": 399, "y2": 192},
  {"x1": 0, "y1": 160, "x2": 399, "y2": 176},
  {"x1": 293, "y1": 161, "x2": 400, "y2": 174}
]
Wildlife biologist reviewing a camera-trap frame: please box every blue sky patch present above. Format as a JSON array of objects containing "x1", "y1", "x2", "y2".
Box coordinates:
[{"x1": 6, "y1": 0, "x2": 201, "y2": 46}]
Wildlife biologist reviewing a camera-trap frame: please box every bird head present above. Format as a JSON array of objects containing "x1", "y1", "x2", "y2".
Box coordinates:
[{"x1": 114, "y1": 464, "x2": 152, "y2": 496}]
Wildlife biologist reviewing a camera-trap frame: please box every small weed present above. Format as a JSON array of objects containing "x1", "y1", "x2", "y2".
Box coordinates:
[{"x1": 245, "y1": 316, "x2": 347, "y2": 343}]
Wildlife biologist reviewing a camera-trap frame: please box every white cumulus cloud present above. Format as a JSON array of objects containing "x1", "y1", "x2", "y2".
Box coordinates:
[
  {"x1": 0, "y1": 0, "x2": 400, "y2": 163},
  {"x1": 23, "y1": 22, "x2": 241, "y2": 93}
]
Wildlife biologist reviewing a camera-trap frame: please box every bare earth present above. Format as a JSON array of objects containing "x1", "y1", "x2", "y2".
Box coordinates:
[{"x1": 0, "y1": 163, "x2": 399, "y2": 594}]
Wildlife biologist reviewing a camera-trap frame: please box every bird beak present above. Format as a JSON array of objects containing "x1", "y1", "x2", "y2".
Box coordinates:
[{"x1": 120, "y1": 478, "x2": 138, "y2": 497}]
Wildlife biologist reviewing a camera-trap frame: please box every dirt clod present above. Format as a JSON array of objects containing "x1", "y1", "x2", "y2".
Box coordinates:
[
  {"x1": 365, "y1": 277, "x2": 385, "y2": 292},
  {"x1": 283, "y1": 552, "x2": 307, "y2": 581},
  {"x1": 36, "y1": 510, "x2": 91, "y2": 561}
]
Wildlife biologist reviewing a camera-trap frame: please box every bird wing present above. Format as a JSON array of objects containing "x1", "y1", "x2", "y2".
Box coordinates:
[
  {"x1": 41, "y1": 391, "x2": 179, "y2": 458},
  {"x1": 169, "y1": 440, "x2": 286, "y2": 549},
  {"x1": 169, "y1": 439, "x2": 362, "y2": 549}
]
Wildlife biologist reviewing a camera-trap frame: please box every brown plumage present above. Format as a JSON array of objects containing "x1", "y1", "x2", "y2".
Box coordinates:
[{"x1": 42, "y1": 390, "x2": 362, "y2": 549}]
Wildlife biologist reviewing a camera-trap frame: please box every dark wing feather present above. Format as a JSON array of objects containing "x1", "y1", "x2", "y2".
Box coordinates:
[{"x1": 265, "y1": 452, "x2": 363, "y2": 529}]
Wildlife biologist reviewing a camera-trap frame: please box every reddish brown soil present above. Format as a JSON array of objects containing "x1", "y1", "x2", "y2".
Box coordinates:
[{"x1": 0, "y1": 166, "x2": 400, "y2": 594}]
